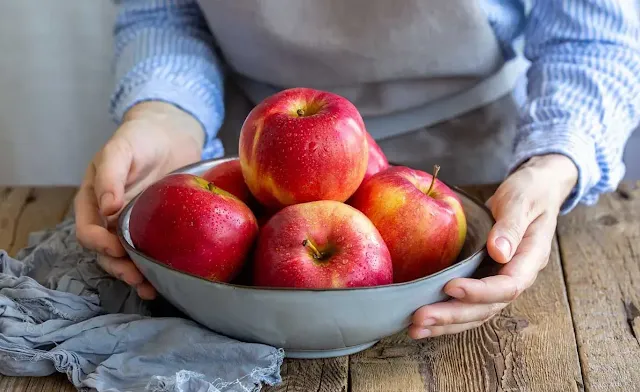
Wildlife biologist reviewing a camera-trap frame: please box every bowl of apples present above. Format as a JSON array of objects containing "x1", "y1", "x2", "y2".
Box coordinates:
[{"x1": 117, "y1": 88, "x2": 495, "y2": 359}]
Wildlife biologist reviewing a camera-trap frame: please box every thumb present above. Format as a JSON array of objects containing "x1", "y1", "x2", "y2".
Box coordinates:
[
  {"x1": 94, "y1": 138, "x2": 133, "y2": 217},
  {"x1": 487, "y1": 191, "x2": 541, "y2": 264}
]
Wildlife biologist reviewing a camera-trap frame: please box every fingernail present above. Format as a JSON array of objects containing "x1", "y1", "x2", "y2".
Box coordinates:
[
  {"x1": 422, "y1": 317, "x2": 436, "y2": 327},
  {"x1": 495, "y1": 236, "x2": 512, "y2": 259},
  {"x1": 100, "y1": 193, "x2": 114, "y2": 212},
  {"x1": 416, "y1": 329, "x2": 432, "y2": 339},
  {"x1": 447, "y1": 287, "x2": 465, "y2": 299}
]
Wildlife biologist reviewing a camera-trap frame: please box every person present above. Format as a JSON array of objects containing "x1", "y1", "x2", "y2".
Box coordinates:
[{"x1": 75, "y1": 0, "x2": 640, "y2": 340}]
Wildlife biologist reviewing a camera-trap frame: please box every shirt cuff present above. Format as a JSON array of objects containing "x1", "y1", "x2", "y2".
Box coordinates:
[
  {"x1": 508, "y1": 123, "x2": 601, "y2": 214},
  {"x1": 110, "y1": 72, "x2": 226, "y2": 160}
]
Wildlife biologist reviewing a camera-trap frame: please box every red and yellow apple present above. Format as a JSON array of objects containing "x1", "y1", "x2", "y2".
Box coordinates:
[
  {"x1": 201, "y1": 158, "x2": 279, "y2": 226},
  {"x1": 238, "y1": 87, "x2": 369, "y2": 209},
  {"x1": 349, "y1": 166, "x2": 466, "y2": 282},
  {"x1": 363, "y1": 132, "x2": 389, "y2": 182},
  {"x1": 201, "y1": 158, "x2": 255, "y2": 207},
  {"x1": 129, "y1": 173, "x2": 259, "y2": 282},
  {"x1": 252, "y1": 200, "x2": 393, "y2": 288}
]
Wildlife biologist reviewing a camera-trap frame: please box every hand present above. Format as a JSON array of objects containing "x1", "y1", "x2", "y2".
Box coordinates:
[
  {"x1": 408, "y1": 154, "x2": 578, "y2": 338},
  {"x1": 74, "y1": 101, "x2": 204, "y2": 300}
]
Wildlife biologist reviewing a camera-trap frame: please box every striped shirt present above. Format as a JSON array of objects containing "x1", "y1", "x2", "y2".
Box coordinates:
[{"x1": 110, "y1": 0, "x2": 640, "y2": 213}]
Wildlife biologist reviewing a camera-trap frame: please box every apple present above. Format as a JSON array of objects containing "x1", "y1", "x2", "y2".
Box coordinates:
[
  {"x1": 238, "y1": 87, "x2": 369, "y2": 210},
  {"x1": 129, "y1": 173, "x2": 259, "y2": 283},
  {"x1": 349, "y1": 165, "x2": 467, "y2": 282},
  {"x1": 363, "y1": 132, "x2": 389, "y2": 182},
  {"x1": 201, "y1": 158, "x2": 277, "y2": 226},
  {"x1": 201, "y1": 158, "x2": 255, "y2": 207},
  {"x1": 252, "y1": 200, "x2": 393, "y2": 288}
]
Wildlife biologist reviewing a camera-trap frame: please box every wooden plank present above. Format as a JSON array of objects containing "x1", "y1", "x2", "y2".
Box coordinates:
[
  {"x1": 0, "y1": 187, "x2": 77, "y2": 391},
  {"x1": 9, "y1": 187, "x2": 76, "y2": 255},
  {"x1": 350, "y1": 185, "x2": 584, "y2": 392},
  {"x1": 0, "y1": 187, "x2": 33, "y2": 251},
  {"x1": 0, "y1": 374, "x2": 76, "y2": 392},
  {"x1": 262, "y1": 357, "x2": 348, "y2": 392},
  {"x1": 557, "y1": 181, "x2": 640, "y2": 392}
]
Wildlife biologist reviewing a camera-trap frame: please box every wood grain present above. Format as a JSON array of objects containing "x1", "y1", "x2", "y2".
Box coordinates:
[
  {"x1": 349, "y1": 185, "x2": 584, "y2": 392},
  {"x1": 0, "y1": 187, "x2": 77, "y2": 391},
  {"x1": 558, "y1": 181, "x2": 640, "y2": 392},
  {"x1": 9, "y1": 187, "x2": 76, "y2": 255},
  {"x1": 0, "y1": 374, "x2": 76, "y2": 392},
  {"x1": 0, "y1": 187, "x2": 33, "y2": 251},
  {"x1": 262, "y1": 357, "x2": 348, "y2": 392}
]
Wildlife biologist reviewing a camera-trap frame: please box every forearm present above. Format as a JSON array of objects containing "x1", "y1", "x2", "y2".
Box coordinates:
[
  {"x1": 110, "y1": 0, "x2": 226, "y2": 159},
  {"x1": 511, "y1": 0, "x2": 640, "y2": 213}
]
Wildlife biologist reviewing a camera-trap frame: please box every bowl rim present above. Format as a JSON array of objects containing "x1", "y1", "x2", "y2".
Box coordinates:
[{"x1": 116, "y1": 157, "x2": 495, "y2": 293}]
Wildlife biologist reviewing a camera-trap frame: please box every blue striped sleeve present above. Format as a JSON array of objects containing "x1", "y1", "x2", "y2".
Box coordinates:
[
  {"x1": 511, "y1": 0, "x2": 640, "y2": 213},
  {"x1": 109, "y1": 0, "x2": 225, "y2": 159}
]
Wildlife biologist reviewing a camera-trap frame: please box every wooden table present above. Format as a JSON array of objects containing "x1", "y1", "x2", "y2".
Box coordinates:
[{"x1": 1, "y1": 184, "x2": 639, "y2": 392}]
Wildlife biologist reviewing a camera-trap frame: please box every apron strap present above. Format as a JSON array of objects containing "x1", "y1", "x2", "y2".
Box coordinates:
[{"x1": 365, "y1": 55, "x2": 529, "y2": 141}]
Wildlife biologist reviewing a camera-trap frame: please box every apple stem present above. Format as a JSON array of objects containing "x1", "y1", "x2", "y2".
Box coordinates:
[
  {"x1": 426, "y1": 164, "x2": 441, "y2": 195},
  {"x1": 302, "y1": 239, "x2": 323, "y2": 260},
  {"x1": 207, "y1": 182, "x2": 216, "y2": 192},
  {"x1": 297, "y1": 108, "x2": 305, "y2": 117}
]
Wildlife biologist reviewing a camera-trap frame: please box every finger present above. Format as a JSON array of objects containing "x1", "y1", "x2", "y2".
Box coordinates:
[
  {"x1": 75, "y1": 167, "x2": 125, "y2": 258},
  {"x1": 485, "y1": 195, "x2": 494, "y2": 210},
  {"x1": 443, "y1": 275, "x2": 520, "y2": 303},
  {"x1": 97, "y1": 255, "x2": 157, "y2": 300},
  {"x1": 446, "y1": 213, "x2": 553, "y2": 305},
  {"x1": 105, "y1": 214, "x2": 121, "y2": 232},
  {"x1": 94, "y1": 138, "x2": 133, "y2": 217},
  {"x1": 487, "y1": 187, "x2": 543, "y2": 263},
  {"x1": 135, "y1": 281, "x2": 158, "y2": 300},
  {"x1": 499, "y1": 212, "x2": 555, "y2": 283},
  {"x1": 121, "y1": 170, "x2": 162, "y2": 204},
  {"x1": 97, "y1": 254, "x2": 145, "y2": 287},
  {"x1": 103, "y1": 170, "x2": 161, "y2": 232},
  {"x1": 412, "y1": 299, "x2": 508, "y2": 327},
  {"x1": 408, "y1": 320, "x2": 485, "y2": 339}
]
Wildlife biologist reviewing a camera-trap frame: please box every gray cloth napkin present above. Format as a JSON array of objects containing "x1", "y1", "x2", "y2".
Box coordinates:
[{"x1": 0, "y1": 218, "x2": 284, "y2": 392}]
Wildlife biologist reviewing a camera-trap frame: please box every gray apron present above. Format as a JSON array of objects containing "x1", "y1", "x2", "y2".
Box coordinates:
[{"x1": 198, "y1": 0, "x2": 528, "y2": 185}]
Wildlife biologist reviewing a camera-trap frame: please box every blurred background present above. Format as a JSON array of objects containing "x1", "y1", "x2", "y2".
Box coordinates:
[
  {"x1": 0, "y1": 1, "x2": 638, "y2": 186},
  {"x1": 0, "y1": 1, "x2": 116, "y2": 185}
]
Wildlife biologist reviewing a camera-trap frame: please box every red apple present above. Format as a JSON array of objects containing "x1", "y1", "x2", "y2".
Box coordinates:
[
  {"x1": 363, "y1": 132, "x2": 389, "y2": 182},
  {"x1": 253, "y1": 200, "x2": 393, "y2": 288},
  {"x1": 129, "y1": 173, "x2": 259, "y2": 282},
  {"x1": 238, "y1": 87, "x2": 369, "y2": 210},
  {"x1": 349, "y1": 165, "x2": 466, "y2": 282},
  {"x1": 201, "y1": 158, "x2": 275, "y2": 227},
  {"x1": 201, "y1": 158, "x2": 255, "y2": 207}
]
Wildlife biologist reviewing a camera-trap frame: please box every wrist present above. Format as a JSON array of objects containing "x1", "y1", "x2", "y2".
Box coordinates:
[{"x1": 123, "y1": 101, "x2": 205, "y2": 149}]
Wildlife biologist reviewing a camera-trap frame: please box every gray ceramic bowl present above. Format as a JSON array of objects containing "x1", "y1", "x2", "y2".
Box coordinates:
[{"x1": 118, "y1": 157, "x2": 494, "y2": 358}]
